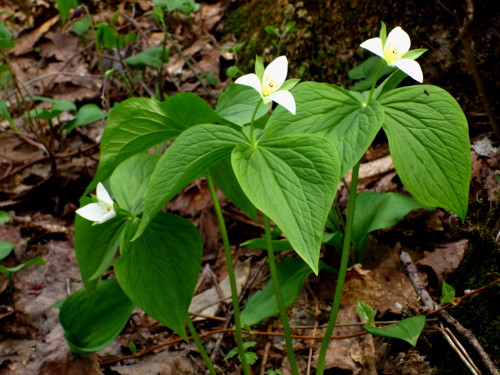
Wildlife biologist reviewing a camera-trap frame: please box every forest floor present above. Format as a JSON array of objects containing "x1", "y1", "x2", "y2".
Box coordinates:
[{"x1": 0, "y1": 1, "x2": 499, "y2": 374}]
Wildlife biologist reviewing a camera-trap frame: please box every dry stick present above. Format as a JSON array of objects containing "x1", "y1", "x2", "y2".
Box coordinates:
[
  {"x1": 439, "y1": 325, "x2": 481, "y2": 375},
  {"x1": 259, "y1": 325, "x2": 274, "y2": 375},
  {"x1": 456, "y1": 0, "x2": 500, "y2": 139},
  {"x1": 400, "y1": 251, "x2": 500, "y2": 375}
]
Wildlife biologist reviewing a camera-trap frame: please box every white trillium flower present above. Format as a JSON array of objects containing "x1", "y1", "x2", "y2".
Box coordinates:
[
  {"x1": 235, "y1": 55, "x2": 298, "y2": 115},
  {"x1": 76, "y1": 183, "x2": 116, "y2": 224},
  {"x1": 360, "y1": 24, "x2": 424, "y2": 83}
]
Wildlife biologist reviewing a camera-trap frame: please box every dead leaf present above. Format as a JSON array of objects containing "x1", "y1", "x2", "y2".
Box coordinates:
[
  {"x1": 110, "y1": 350, "x2": 195, "y2": 375},
  {"x1": 314, "y1": 306, "x2": 377, "y2": 374},
  {"x1": 12, "y1": 15, "x2": 59, "y2": 56},
  {"x1": 416, "y1": 239, "x2": 468, "y2": 287},
  {"x1": 342, "y1": 246, "x2": 421, "y2": 315},
  {"x1": 38, "y1": 31, "x2": 80, "y2": 61}
]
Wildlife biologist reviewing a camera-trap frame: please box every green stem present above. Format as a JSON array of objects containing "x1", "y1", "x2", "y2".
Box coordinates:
[
  {"x1": 206, "y1": 174, "x2": 251, "y2": 375},
  {"x1": 366, "y1": 61, "x2": 385, "y2": 104},
  {"x1": 316, "y1": 161, "x2": 360, "y2": 375},
  {"x1": 186, "y1": 318, "x2": 217, "y2": 375},
  {"x1": 249, "y1": 99, "x2": 263, "y2": 146},
  {"x1": 263, "y1": 215, "x2": 299, "y2": 375}
]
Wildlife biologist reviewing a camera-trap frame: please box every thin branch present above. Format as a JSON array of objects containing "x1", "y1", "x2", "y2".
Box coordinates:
[{"x1": 401, "y1": 250, "x2": 500, "y2": 375}]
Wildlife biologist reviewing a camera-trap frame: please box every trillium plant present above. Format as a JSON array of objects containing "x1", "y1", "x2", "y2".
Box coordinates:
[{"x1": 61, "y1": 21, "x2": 470, "y2": 375}]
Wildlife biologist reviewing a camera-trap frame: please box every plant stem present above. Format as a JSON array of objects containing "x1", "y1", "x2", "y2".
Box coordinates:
[
  {"x1": 366, "y1": 61, "x2": 384, "y2": 104},
  {"x1": 263, "y1": 214, "x2": 299, "y2": 375},
  {"x1": 186, "y1": 318, "x2": 217, "y2": 375},
  {"x1": 315, "y1": 161, "x2": 360, "y2": 375},
  {"x1": 249, "y1": 99, "x2": 262, "y2": 146},
  {"x1": 206, "y1": 174, "x2": 251, "y2": 375}
]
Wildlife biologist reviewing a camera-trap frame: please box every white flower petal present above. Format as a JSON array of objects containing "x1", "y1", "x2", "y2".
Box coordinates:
[
  {"x1": 98, "y1": 208, "x2": 117, "y2": 224},
  {"x1": 386, "y1": 26, "x2": 411, "y2": 55},
  {"x1": 76, "y1": 203, "x2": 110, "y2": 222},
  {"x1": 360, "y1": 37, "x2": 384, "y2": 58},
  {"x1": 235, "y1": 73, "x2": 262, "y2": 94},
  {"x1": 263, "y1": 56, "x2": 288, "y2": 86},
  {"x1": 96, "y1": 182, "x2": 113, "y2": 206},
  {"x1": 269, "y1": 90, "x2": 296, "y2": 115},
  {"x1": 394, "y1": 59, "x2": 423, "y2": 83}
]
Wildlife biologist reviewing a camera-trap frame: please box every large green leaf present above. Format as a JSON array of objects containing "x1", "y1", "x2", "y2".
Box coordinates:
[
  {"x1": 137, "y1": 124, "x2": 246, "y2": 239},
  {"x1": 379, "y1": 85, "x2": 470, "y2": 219},
  {"x1": 115, "y1": 213, "x2": 203, "y2": 340},
  {"x1": 110, "y1": 153, "x2": 160, "y2": 214},
  {"x1": 232, "y1": 134, "x2": 340, "y2": 273},
  {"x1": 265, "y1": 82, "x2": 384, "y2": 176},
  {"x1": 89, "y1": 94, "x2": 225, "y2": 194},
  {"x1": 241, "y1": 257, "x2": 312, "y2": 326},
  {"x1": 216, "y1": 84, "x2": 269, "y2": 126},
  {"x1": 364, "y1": 316, "x2": 426, "y2": 346},
  {"x1": 352, "y1": 192, "x2": 432, "y2": 262},
  {"x1": 59, "y1": 279, "x2": 135, "y2": 355},
  {"x1": 210, "y1": 156, "x2": 257, "y2": 220},
  {"x1": 74, "y1": 204, "x2": 128, "y2": 286}
]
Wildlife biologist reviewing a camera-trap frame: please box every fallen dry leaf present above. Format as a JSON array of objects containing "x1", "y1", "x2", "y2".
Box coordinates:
[
  {"x1": 341, "y1": 246, "x2": 421, "y2": 315},
  {"x1": 12, "y1": 15, "x2": 59, "y2": 56},
  {"x1": 110, "y1": 350, "x2": 195, "y2": 375},
  {"x1": 314, "y1": 306, "x2": 377, "y2": 374},
  {"x1": 416, "y1": 239, "x2": 468, "y2": 287}
]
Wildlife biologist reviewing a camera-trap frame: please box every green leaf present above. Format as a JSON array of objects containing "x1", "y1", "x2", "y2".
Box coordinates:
[
  {"x1": 402, "y1": 49, "x2": 427, "y2": 60},
  {"x1": 59, "y1": 279, "x2": 135, "y2": 354},
  {"x1": 348, "y1": 56, "x2": 394, "y2": 91},
  {"x1": 74, "y1": 203, "x2": 128, "y2": 286},
  {"x1": 241, "y1": 232, "x2": 336, "y2": 252},
  {"x1": 125, "y1": 46, "x2": 170, "y2": 69},
  {"x1": 364, "y1": 316, "x2": 426, "y2": 346},
  {"x1": 352, "y1": 192, "x2": 432, "y2": 262},
  {"x1": 240, "y1": 238, "x2": 292, "y2": 252},
  {"x1": 115, "y1": 213, "x2": 203, "y2": 340},
  {"x1": 232, "y1": 134, "x2": 340, "y2": 273},
  {"x1": 441, "y1": 281, "x2": 456, "y2": 305},
  {"x1": 356, "y1": 301, "x2": 377, "y2": 326},
  {"x1": 72, "y1": 17, "x2": 91, "y2": 36},
  {"x1": 0, "y1": 100, "x2": 18, "y2": 131},
  {"x1": 96, "y1": 23, "x2": 116, "y2": 49},
  {"x1": 0, "y1": 256, "x2": 45, "y2": 274},
  {"x1": 241, "y1": 257, "x2": 313, "y2": 326},
  {"x1": 210, "y1": 156, "x2": 257, "y2": 220},
  {"x1": 0, "y1": 241, "x2": 14, "y2": 261},
  {"x1": 280, "y1": 78, "x2": 300, "y2": 92},
  {"x1": 216, "y1": 84, "x2": 269, "y2": 126},
  {"x1": 264, "y1": 26, "x2": 279, "y2": 35},
  {"x1": 265, "y1": 82, "x2": 384, "y2": 176},
  {"x1": 0, "y1": 21, "x2": 14, "y2": 48},
  {"x1": 153, "y1": 0, "x2": 200, "y2": 14},
  {"x1": 0, "y1": 210, "x2": 10, "y2": 225},
  {"x1": 55, "y1": 0, "x2": 78, "y2": 23},
  {"x1": 110, "y1": 153, "x2": 160, "y2": 214},
  {"x1": 255, "y1": 56, "x2": 264, "y2": 81},
  {"x1": 89, "y1": 94, "x2": 224, "y2": 195},
  {"x1": 64, "y1": 103, "x2": 107, "y2": 132},
  {"x1": 26, "y1": 99, "x2": 76, "y2": 121},
  {"x1": 137, "y1": 124, "x2": 246, "y2": 239},
  {"x1": 379, "y1": 85, "x2": 470, "y2": 219}
]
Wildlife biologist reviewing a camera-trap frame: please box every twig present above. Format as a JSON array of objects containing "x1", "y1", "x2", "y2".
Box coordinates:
[
  {"x1": 400, "y1": 250, "x2": 499, "y2": 375},
  {"x1": 439, "y1": 325, "x2": 481, "y2": 374},
  {"x1": 259, "y1": 325, "x2": 273, "y2": 375}
]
